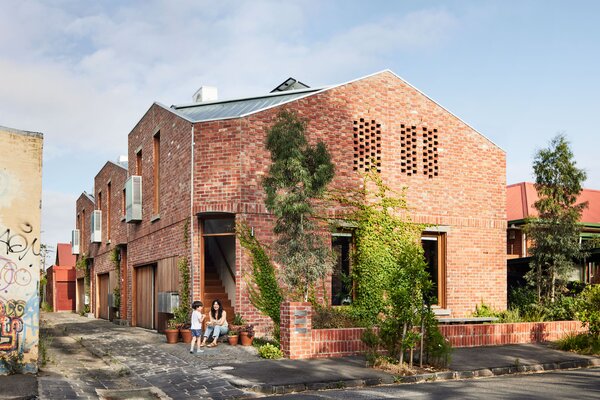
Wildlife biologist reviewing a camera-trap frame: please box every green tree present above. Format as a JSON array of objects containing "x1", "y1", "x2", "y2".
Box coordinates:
[
  {"x1": 333, "y1": 171, "x2": 442, "y2": 366},
  {"x1": 525, "y1": 134, "x2": 587, "y2": 303},
  {"x1": 263, "y1": 109, "x2": 335, "y2": 301}
]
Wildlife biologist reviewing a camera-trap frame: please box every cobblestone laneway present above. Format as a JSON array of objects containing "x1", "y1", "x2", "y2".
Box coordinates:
[{"x1": 39, "y1": 312, "x2": 259, "y2": 399}]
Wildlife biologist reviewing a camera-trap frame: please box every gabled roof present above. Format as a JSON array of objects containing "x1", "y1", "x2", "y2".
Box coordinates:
[
  {"x1": 55, "y1": 243, "x2": 76, "y2": 267},
  {"x1": 507, "y1": 182, "x2": 600, "y2": 224},
  {"x1": 169, "y1": 87, "x2": 324, "y2": 122},
  {"x1": 163, "y1": 69, "x2": 501, "y2": 151}
]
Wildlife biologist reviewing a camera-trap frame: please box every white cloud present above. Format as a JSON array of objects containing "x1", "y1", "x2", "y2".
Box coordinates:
[{"x1": 41, "y1": 189, "x2": 77, "y2": 250}]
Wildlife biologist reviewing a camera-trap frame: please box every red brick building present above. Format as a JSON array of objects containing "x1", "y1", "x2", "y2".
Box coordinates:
[
  {"x1": 73, "y1": 191, "x2": 95, "y2": 314},
  {"x1": 46, "y1": 243, "x2": 76, "y2": 312},
  {"x1": 75, "y1": 70, "x2": 507, "y2": 332}
]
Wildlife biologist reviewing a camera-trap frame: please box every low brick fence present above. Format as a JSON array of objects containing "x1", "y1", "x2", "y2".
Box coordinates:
[
  {"x1": 439, "y1": 320, "x2": 587, "y2": 347},
  {"x1": 279, "y1": 302, "x2": 587, "y2": 359}
]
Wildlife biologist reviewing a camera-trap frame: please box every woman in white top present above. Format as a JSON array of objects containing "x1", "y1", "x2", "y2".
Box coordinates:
[{"x1": 201, "y1": 299, "x2": 228, "y2": 347}]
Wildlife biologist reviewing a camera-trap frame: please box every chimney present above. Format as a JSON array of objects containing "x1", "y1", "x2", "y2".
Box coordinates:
[{"x1": 193, "y1": 86, "x2": 218, "y2": 103}]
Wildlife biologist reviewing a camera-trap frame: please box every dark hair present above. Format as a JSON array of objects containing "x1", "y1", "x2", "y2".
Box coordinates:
[
  {"x1": 210, "y1": 299, "x2": 223, "y2": 320},
  {"x1": 192, "y1": 300, "x2": 203, "y2": 310}
]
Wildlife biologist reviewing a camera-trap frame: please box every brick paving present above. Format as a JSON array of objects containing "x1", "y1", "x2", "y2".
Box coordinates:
[{"x1": 39, "y1": 312, "x2": 260, "y2": 399}]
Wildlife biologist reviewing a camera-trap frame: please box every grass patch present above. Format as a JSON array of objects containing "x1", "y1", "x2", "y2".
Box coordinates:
[{"x1": 554, "y1": 333, "x2": 600, "y2": 355}]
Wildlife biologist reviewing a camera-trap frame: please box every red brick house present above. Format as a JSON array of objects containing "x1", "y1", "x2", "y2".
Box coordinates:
[
  {"x1": 75, "y1": 70, "x2": 507, "y2": 332},
  {"x1": 507, "y1": 182, "x2": 600, "y2": 285},
  {"x1": 46, "y1": 243, "x2": 76, "y2": 312},
  {"x1": 73, "y1": 191, "x2": 95, "y2": 313}
]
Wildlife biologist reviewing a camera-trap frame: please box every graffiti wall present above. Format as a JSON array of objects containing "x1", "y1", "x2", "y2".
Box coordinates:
[{"x1": 0, "y1": 125, "x2": 43, "y2": 374}]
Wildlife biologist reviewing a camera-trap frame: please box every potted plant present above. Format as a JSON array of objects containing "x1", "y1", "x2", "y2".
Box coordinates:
[
  {"x1": 227, "y1": 329, "x2": 239, "y2": 346},
  {"x1": 165, "y1": 319, "x2": 179, "y2": 344},
  {"x1": 173, "y1": 305, "x2": 192, "y2": 343},
  {"x1": 239, "y1": 324, "x2": 255, "y2": 346}
]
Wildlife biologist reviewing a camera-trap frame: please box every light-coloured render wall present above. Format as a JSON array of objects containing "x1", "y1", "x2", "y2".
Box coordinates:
[{"x1": 0, "y1": 126, "x2": 43, "y2": 374}]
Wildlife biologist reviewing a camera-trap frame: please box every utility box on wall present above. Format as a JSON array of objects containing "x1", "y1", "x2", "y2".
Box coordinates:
[{"x1": 157, "y1": 292, "x2": 179, "y2": 313}]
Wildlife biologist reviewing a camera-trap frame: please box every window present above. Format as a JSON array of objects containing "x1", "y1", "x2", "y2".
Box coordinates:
[
  {"x1": 422, "y1": 233, "x2": 446, "y2": 307},
  {"x1": 153, "y1": 132, "x2": 160, "y2": 215},
  {"x1": 331, "y1": 233, "x2": 352, "y2": 305},
  {"x1": 106, "y1": 182, "x2": 111, "y2": 242},
  {"x1": 97, "y1": 191, "x2": 102, "y2": 211},
  {"x1": 122, "y1": 188, "x2": 126, "y2": 218},
  {"x1": 136, "y1": 150, "x2": 142, "y2": 175}
]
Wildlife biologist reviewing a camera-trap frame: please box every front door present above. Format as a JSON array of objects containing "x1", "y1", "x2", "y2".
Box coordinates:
[
  {"x1": 135, "y1": 265, "x2": 155, "y2": 329},
  {"x1": 97, "y1": 273, "x2": 110, "y2": 320}
]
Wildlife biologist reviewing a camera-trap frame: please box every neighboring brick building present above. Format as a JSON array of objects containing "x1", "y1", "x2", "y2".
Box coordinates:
[
  {"x1": 73, "y1": 192, "x2": 95, "y2": 314},
  {"x1": 46, "y1": 243, "x2": 76, "y2": 312},
  {"x1": 75, "y1": 70, "x2": 507, "y2": 333},
  {"x1": 507, "y1": 182, "x2": 600, "y2": 286}
]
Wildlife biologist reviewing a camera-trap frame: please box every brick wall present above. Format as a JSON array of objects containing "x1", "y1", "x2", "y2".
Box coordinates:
[
  {"x1": 439, "y1": 320, "x2": 587, "y2": 347},
  {"x1": 280, "y1": 305, "x2": 586, "y2": 358},
  {"x1": 194, "y1": 70, "x2": 506, "y2": 320},
  {"x1": 126, "y1": 104, "x2": 193, "y2": 326},
  {"x1": 280, "y1": 302, "x2": 313, "y2": 359}
]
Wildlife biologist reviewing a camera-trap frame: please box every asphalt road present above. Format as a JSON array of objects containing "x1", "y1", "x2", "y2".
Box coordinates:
[{"x1": 268, "y1": 367, "x2": 600, "y2": 399}]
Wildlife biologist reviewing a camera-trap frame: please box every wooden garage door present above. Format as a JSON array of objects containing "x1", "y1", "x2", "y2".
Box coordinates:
[
  {"x1": 135, "y1": 265, "x2": 155, "y2": 329},
  {"x1": 77, "y1": 278, "x2": 85, "y2": 313},
  {"x1": 98, "y1": 273, "x2": 110, "y2": 320},
  {"x1": 56, "y1": 282, "x2": 76, "y2": 311}
]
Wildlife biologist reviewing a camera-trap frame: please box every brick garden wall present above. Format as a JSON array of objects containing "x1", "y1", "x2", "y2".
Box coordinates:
[{"x1": 280, "y1": 302, "x2": 586, "y2": 359}]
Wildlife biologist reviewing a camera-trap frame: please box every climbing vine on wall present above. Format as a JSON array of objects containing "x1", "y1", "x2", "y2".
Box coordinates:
[{"x1": 237, "y1": 221, "x2": 283, "y2": 338}]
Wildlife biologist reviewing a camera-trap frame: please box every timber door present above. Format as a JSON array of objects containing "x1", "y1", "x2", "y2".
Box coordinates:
[
  {"x1": 77, "y1": 278, "x2": 84, "y2": 313},
  {"x1": 97, "y1": 273, "x2": 110, "y2": 320},
  {"x1": 135, "y1": 265, "x2": 155, "y2": 329}
]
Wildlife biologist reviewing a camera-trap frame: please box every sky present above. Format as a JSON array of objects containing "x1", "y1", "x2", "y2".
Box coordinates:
[{"x1": 1, "y1": 0, "x2": 599, "y2": 262}]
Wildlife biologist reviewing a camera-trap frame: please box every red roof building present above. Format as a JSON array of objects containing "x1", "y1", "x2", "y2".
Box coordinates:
[
  {"x1": 506, "y1": 182, "x2": 600, "y2": 283},
  {"x1": 46, "y1": 243, "x2": 77, "y2": 312}
]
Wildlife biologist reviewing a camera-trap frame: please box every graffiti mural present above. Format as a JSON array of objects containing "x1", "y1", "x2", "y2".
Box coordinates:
[
  {"x1": 0, "y1": 126, "x2": 43, "y2": 374},
  {"x1": 0, "y1": 299, "x2": 25, "y2": 351}
]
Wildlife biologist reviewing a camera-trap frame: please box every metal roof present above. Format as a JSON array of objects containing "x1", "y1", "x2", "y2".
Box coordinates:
[{"x1": 170, "y1": 87, "x2": 323, "y2": 123}]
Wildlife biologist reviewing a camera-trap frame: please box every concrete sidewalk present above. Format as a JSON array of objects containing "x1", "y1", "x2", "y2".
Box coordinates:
[{"x1": 1, "y1": 312, "x2": 599, "y2": 399}]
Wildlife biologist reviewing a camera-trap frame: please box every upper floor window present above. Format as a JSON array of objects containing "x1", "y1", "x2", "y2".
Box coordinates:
[{"x1": 153, "y1": 132, "x2": 160, "y2": 215}]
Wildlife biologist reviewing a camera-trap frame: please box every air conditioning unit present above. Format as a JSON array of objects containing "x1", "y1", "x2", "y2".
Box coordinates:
[
  {"x1": 71, "y1": 229, "x2": 80, "y2": 254},
  {"x1": 157, "y1": 292, "x2": 179, "y2": 313},
  {"x1": 91, "y1": 210, "x2": 102, "y2": 243},
  {"x1": 108, "y1": 293, "x2": 118, "y2": 308},
  {"x1": 125, "y1": 175, "x2": 142, "y2": 222}
]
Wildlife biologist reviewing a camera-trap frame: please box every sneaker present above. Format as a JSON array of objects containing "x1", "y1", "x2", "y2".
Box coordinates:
[
  {"x1": 189, "y1": 350, "x2": 194, "y2": 354},
  {"x1": 196, "y1": 349, "x2": 204, "y2": 354}
]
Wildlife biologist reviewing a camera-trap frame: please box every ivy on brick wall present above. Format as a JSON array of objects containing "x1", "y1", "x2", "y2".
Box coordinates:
[{"x1": 237, "y1": 222, "x2": 283, "y2": 339}]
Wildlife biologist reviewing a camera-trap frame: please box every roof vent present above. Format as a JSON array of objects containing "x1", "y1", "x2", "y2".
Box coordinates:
[
  {"x1": 270, "y1": 78, "x2": 309, "y2": 93},
  {"x1": 193, "y1": 86, "x2": 218, "y2": 103}
]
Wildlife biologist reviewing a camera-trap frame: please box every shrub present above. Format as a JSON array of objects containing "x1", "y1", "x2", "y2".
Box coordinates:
[
  {"x1": 575, "y1": 284, "x2": 600, "y2": 336},
  {"x1": 555, "y1": 332, "x2": 600, "y2": 355},
  {"x1": 312, "y1": 305, "x2": 364, "y2": 329},
  {"x1": 258, "y1": 343, "x2": 284, "y2": 359}
]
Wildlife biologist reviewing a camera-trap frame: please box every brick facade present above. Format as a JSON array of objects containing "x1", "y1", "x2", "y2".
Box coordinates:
[{"x1": 75, "y1": 70, "x2": 507, "y2": 333}]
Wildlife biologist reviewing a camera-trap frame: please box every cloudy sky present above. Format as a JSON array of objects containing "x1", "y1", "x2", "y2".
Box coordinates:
[{"x1": 1, "y1": 0, "x2": 599, "y2": 259}]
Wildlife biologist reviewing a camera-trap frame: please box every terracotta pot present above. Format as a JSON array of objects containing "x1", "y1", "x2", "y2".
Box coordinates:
[
  {"x1": 180, "y1": 329, "x2": 193, "y2": 343},
  {"x1": 165, "y1": 329, "x2": 179, "y2": 344},
  {"x1": 228, "y1": 334, "x2": 239, "y2": 346},
  {"x1": 240, "y1": 331, "x2": 254, "y2": 346}
]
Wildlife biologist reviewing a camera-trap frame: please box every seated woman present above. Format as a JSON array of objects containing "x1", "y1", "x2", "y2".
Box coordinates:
[{"x1": 201, "y1": 299, "x2": 228, "y2": 347}]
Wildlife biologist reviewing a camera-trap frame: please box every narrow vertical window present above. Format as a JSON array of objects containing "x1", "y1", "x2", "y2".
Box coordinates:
[
  {"x1": 136, "y1": 150, "x2": 142, "y2": 175},
  {"x1": 153, "y1": 132, "x2": 160, "y2": 215},
  {"x1": 107, "y1": 182, "x2": 111, "y2": 242},
  {"x1": 122, "y1": 188, "x2": 126, "y2": 218},
  {"x1": 331, "y1": 233, "x2": 352, "y2": 305},
  {"x1": 422, "y1": 233, "x2": 446, "y2": 308},
  {"x1": 98, "y1": 191, "x2": 102, "y2": 212}
]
